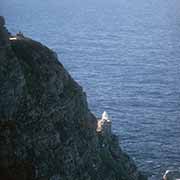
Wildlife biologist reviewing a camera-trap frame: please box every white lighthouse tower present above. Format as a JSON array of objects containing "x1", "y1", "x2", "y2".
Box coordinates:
[{"x1": 97, "y1": 111, "x2": 112, "y2": 135}]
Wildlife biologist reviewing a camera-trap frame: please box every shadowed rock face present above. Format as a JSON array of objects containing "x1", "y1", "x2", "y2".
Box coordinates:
[
  {"x1": 0, "y1": 17, "x2": 147, "y2": 180},
  {"x1": 0, "y1": 16, "x2": 9, "y2": 46}
]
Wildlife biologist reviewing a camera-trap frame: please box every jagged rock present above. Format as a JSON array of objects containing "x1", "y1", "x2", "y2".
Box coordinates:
[
  {"x1": 0, "y1": 16, "x2": 9, "y2": 46},
  {"x1": 0, "y1": 16, "x2": 5, "y2": 26},
  {"x1": 0, "y1": 17, "x2": 147, "y2": 180}
]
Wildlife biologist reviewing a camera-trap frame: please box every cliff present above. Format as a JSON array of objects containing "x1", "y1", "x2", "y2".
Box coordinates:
[{"x1": 0, "y1": 16, "x2": 146, "y2": 180}]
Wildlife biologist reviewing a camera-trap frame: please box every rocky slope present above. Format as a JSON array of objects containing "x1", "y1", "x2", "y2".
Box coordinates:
[{"x1": 0, "y1": 16, "x2": 146, "y2": 180}]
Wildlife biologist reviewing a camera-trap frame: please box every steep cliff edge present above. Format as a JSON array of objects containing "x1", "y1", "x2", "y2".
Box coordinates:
[{"x1": 0, "y1": 17, "x2": 146, "y2": 180}]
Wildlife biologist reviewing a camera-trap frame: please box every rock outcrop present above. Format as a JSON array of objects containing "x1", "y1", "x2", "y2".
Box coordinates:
[{"x1": 0, "y1": 16, "x2": 147, "y2": 180}]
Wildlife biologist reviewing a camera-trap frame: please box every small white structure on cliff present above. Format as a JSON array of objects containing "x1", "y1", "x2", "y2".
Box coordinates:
[
  {"x1": 97, "y1": 111, "x2": 111, "y2": 135},
  {"x1": 163, "y1": 170, "x2": 180, "y2": 180}
]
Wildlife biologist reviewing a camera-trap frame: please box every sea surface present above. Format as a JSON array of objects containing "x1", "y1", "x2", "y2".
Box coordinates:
[{"x1": 2, "y1": 0, "x2": 180, "y2": 179}]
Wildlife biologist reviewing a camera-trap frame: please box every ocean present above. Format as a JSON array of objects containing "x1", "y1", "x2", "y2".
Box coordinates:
[{"x1": 2, "y1": 0, "x2": 180, "y2": 179}]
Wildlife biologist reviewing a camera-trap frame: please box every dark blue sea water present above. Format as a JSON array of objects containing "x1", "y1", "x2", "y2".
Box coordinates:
[{"x1": 2, "y1": 0, "x2": 180, "y2": 179}]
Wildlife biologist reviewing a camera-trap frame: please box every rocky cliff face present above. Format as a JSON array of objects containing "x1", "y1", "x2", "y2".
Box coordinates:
[{"x1": 0, "y1": 16, "x2": 146, "y2": 180}]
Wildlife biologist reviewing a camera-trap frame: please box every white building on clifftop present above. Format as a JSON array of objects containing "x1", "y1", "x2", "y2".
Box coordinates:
[{"x1": 97, "y1": 111, "x2": 112, "y2": 135}]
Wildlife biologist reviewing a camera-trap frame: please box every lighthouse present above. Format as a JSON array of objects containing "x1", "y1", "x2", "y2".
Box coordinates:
[{"x1": 97, "y1": 111, "x2": 112, "y2": 136}]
